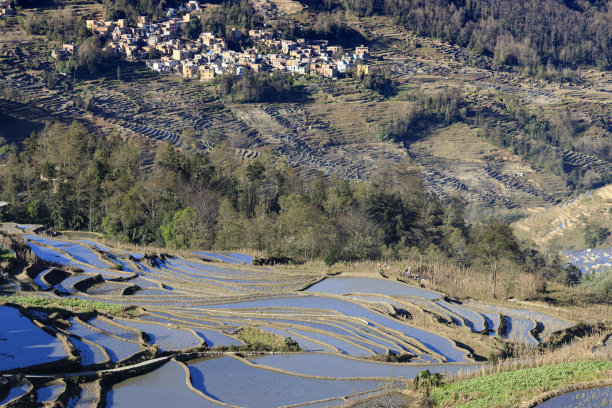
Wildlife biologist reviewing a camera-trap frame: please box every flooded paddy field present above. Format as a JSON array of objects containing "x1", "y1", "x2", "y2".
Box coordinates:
[
  {"x1": 0, "y1": 306, "x2": 68, "y2": 371},
  {"x1": 106, "y1": 361, "x2": 218, "y2": 408},
  {"x1": 0, "y1": 233, "x2": 580, "y2": 406},
  {"x1": 65, "y1": 317, "x2": 142, "y2": 362},
  {"x1": 188, "y1": 356, "x2": 382, "y2": 407},
  {"x1": 36, "y1": 381, "x2": 65, "y2": 404},
  {"x1": 0, "y1": 383, "x2": 31, "y2": 406},
  {"x1": 537, "y1": 386, "x2": 612, "y2": 407}
]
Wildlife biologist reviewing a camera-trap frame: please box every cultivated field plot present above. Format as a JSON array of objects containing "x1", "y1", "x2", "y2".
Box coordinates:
[
  {"x1": 0, "y1": 231, "x2": 581, "y2": 407},
  {"x1": 537, "y1": 385, "x2": 612, "y2": 407},
  {"x1": 408, "y1": 123, "x2": 567, "y2": 209},
  {"x1": 230, "y1": 100, "x2": 409, "y2": 180},
  {"x1": 513, "y1": 184, "x2": 612, "y2": 255},
  {"x1": 0, "y1": 306, "x2": 68, "y2": 371},
  {"x1": 562, "y1": 247, "x2": 612, "y2": 275}
]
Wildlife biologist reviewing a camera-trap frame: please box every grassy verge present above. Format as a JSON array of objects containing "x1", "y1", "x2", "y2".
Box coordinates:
[
  {"x1": 432, "y1": 360, "x2": 612, "y2": 408},
  {"x1": 2, "y1": 295, "x2": 123, "y2": 315},
  {"x1": 236, "y1": 327, "x2": 300, "y2": 352}
]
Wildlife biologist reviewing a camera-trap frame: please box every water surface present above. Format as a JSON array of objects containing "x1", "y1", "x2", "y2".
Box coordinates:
[
  {"x1": 188, "y1": 356, "x2": 382, "y2": 407},
  {"x1": 306, "y1": 278, "x2": 441, "y2": 299},
  {"x1": 36, "y1": 381, "x2": 65, "y2": 403},
  {"x1": 205, "y1": 296, "x2": 466, "y2": 362},
  {"x1": 0, "y1": 306, "x2": 67, "y2": 371},
  {"x1": 537, "y1": 386, "x2": 612, "y2": 407},
  {"x1": 106, "y1": 361, "x2": 217, "y2": 407},
  {"x1": 0, "y1": 383, "x2": 30, "y2": 405},
  {"x1": 250, "y1": 353, "x2": 479, "y2": 379}
]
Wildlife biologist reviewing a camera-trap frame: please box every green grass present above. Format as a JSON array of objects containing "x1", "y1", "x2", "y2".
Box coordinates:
[
  {"x1": 432, "y1": 360, "x2": 612, "y2": 408},
  {"x1": 237, "y1": 327, "x2": 300, "y2": 352},
  {"x1": 2, "y1": 295, "x2": 123, "y2": 314}
]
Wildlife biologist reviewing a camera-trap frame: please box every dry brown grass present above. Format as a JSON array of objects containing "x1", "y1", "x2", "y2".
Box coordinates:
[
  {"x1": 293, "y1": 258, "x2": 540, "y2": 302},
  {"x1": 70, "y1": 235, "x2": 264, "y2": 261}
]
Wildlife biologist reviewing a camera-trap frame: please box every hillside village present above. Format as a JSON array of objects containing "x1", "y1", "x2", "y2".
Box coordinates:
[{"x1": 63, "y1": 1, "x2": 370, "y2": 81}]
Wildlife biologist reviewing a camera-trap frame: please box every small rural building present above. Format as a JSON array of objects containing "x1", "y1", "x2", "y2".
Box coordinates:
[{"x1": 199, "y1": 66, "x2": 216, "y2": 81}]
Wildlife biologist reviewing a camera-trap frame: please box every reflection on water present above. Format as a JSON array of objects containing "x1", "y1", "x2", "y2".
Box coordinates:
[
  {"x1": 105, "y1": 361, "x2": 219, "y2": 408},
  {"x1": 188, "y1": 356, "x2": 382, "y2": 408},
  {"x1": 36, "y1": 381, "x2": 65, "y2": 403},
  {"x1": 537, "y1": 386, "x2": 612, "y2": 408},
  {"x1": 250, "y1": 353, "x2": 480, "y2": 379},
  {"x1": 306, "y1": 277, "x2": 441, "y2": 299}
]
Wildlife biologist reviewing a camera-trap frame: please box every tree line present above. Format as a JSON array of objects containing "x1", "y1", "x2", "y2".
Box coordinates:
[
  {"x1": 0, "y1": 122, "x2": 526, "y2": 265},
  {"x1": 1, "y1": 121, "x2": 585, "y2": 299}
]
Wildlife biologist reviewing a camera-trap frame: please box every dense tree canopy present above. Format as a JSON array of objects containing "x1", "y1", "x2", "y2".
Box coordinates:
[{"x1": 0, "y1": 121, "x2": 531, "y2": 267}]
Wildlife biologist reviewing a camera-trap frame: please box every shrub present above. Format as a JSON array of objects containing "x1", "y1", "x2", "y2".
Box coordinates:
[
  {"x1": 0, "y1": 246, "x2": 14, "y2": 262},
  {"x1": 324, "y1": 250, "x2": 338, "y2": 266}
]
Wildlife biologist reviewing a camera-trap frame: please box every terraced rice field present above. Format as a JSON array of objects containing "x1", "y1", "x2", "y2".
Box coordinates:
[
  {"x1": 537, "y1": 386, "x2": 612, "y2": 407},
  {"x1": 68, "y1": 336, "x2": 109, "y2": 366},
  {"x1": 0, "y1": 306, "x2": 68, "y2": 371},
  {"x1": 0, "y1": 383, "x2": 30, "y2": 406},
  {"x1": 65, "y1": 318, "x2": 142, "y2": 362},
  {"x1": 106, "y1": 361, "x2": 218, "y2": 408},
  {"x1": 187, "y1": 356, "x2": 382, "y2": 407},
  {"x1": 116, "y1": 319, "x2": 202, "y2": 352},
  {"x1": 0, "y1": 232, "x2": 578, "y2": 406},
  {"x1": 248, "y1": 353, "x2": 480, "y2": 379},
  {"x1": 562, "y1": 247, "x2": 612, "y2": 275},
  {"x1": 36, "y1": 381, "x2": 65, "y2": 404}
]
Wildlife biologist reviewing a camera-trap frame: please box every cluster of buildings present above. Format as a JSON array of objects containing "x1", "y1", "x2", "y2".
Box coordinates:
[
  {"x1": 68, "y1": 1, "x2": 370, "y2": 81},
  {"x1": 0, "y1": 1, "x2": 16, "y2": 16},
  {"x1": 176, "y1": 29, "x2": 370, "y2": 81}
]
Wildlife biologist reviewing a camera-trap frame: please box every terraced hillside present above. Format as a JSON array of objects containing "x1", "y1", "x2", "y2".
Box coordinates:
[
  {"x1": 0, "y1": 228, "x2": 581, "y2": 407},
  {"x1": 409, "y1": 123, "x2": 568, "y2": 208},
  {"x1": 513, "y1": 184, "x2": 612, "y2": 252},
  {"x1": 1, "y1": 4, "x2": 612, "y2": 214}
]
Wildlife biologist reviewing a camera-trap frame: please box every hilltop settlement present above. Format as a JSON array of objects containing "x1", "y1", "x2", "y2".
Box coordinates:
[{"x1": 57, "y1": 1, "x2": 370, "y2": 81}]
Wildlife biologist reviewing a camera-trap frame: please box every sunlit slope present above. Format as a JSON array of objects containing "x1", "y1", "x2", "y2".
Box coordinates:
[{"x1": 512, "y1": 184, "x2": 612, "y2": 251}]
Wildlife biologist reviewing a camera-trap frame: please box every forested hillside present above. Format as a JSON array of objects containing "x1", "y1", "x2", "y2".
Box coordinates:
[
  {"x1": 0, "y1": 122, "x2": 550, "y2": 279},
  {"x1": 334, "y1": 0, "x2": 612, "y2": 70}
]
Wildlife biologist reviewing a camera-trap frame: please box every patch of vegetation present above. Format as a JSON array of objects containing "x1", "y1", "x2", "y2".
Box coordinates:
[
  {"x1": 432, "y1": 360, "x2": 612, "y2": 408},
  {"x1": 103, "y1": 0, "x2": 182, "y2": 23},
  {"x1": 358, "y1": 71, "x2": 397, "y2": 97},
  {"x1": 237, "y1": 327, "x2": 300, "y2": 352},
  {"x1": 23, "y1": 12, "x2": 89, "y2": 43},
  {"x1": 302, "y1": 13, "x2": 366, "y2": 48},
  {"x1": 580, "y1": 270, "x2": 612, "y2": 297},
  {"x1": 3, "y1": 295, "x2": 123, "y2": 314},
  {"x1": 584, "y1": 223, "x2": 610, "y2": 248},
  {"x1": 215, "y1": 71, "x2": 306, "y2": 103},
  {"x1": 200, "y1": 0, "x2": 262, "y2": 47},
  {"x1": 540, "y1": 323, "x2": 606, "y2": 351},
  {"x1": 369, "y1": 351, "x2": 413, "y2": 363},
  {"x1": 0, "y1": 246, "x2": 14, "y2": 262},
  {"x1": 377, "y1": 88, "x2": 465, "y2": 141},
  {"x1": 415, "y1": 369, "x2": 445, "y2": 408}
]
